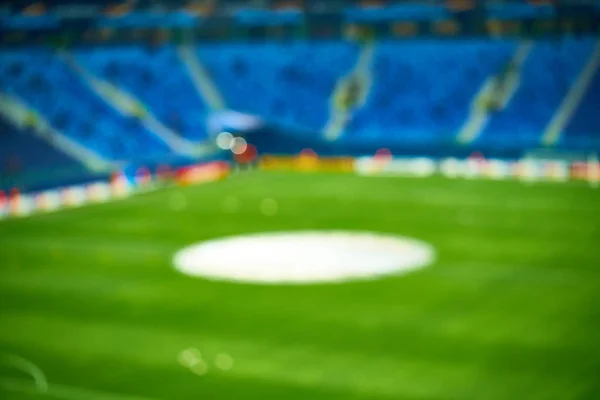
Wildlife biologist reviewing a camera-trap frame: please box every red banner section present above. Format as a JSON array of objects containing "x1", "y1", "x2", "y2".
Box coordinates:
[
  {"x1": 0, "y1": 161, "x2": 231, "y2": 220},
  {"x1": 174, "y1": 161, "x2": 231, "y2": 186}
]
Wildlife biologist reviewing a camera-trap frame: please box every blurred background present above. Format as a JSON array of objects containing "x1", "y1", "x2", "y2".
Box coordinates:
[
  {"x1": 0, "y1": 0, "x2": 599, "y2": 191},
  {"x1": 1, "y1": 1, "x2": 600, "y2": 399}
]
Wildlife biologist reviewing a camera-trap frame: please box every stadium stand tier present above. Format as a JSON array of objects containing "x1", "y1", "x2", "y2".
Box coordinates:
[
  {"x1": 197, "y1": 40, "x2": 359, "y2": 132},
  {"x1": 0, "y1": 48, "x2": 171, "y2": 162},
  {"x1": 0, "y1": 116, "x2": 79, "y2": 171},
  {"x1": 196, "y1": 38, "x2": 599, "y2": 151},
  {"x1": 479, "y1": 38, "x2": 597, "y2": 148},
  {"x1": 346, "y1": 39, "x2": 517, "y2": 144},
  {"x1": 562, "y1": 55, "x2": 600, "y2": 149},
  {"x1": 73, "y1": 45, "x2": 210, "y2": 141},
  {"x1": 1, "y1": 37, "x2": 599, "y2": 171},
  {"x1": 0, "y1": 116, "x2": 94, "y2": 191}
]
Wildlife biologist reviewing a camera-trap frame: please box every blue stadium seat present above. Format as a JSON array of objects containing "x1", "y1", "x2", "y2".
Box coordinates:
[
  {"x1": 0, "y1": 48, "x2": 170, "y2": 162},
  {"x1": 73, "y1": 45, "x2": 209, "y2": 141},
  {"x1": 1, "y1": 38, "x2": 598, "y2": 162},
  {"x1": 480, "y1": 38, "x2": 596, "y2": 148},
  {"x1": 562, "y1": 66, "x2": 600, "y2": 150},
  {"x1": 0, "y1": 117, "x2": 79, "y2": 172},
  {"x1": 197, "y1": 40, "x2": 359, "y2": 132},
  {"x1": 346, "y1": 39, "x2": 517, "y2": 144}
]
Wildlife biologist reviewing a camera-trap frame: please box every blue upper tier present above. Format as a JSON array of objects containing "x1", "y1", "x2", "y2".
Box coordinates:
[
  {"x1": 1, "y1": 38, "x2": 598, "y2": 166},
  {"x1": 0, "y1": 116, "x2": 79, "y2": 171},
  {"x1": 347, "y1": 39, "x2": 517, "y2": 144},
  {"x1": 480, "y1": 38, "x2": 596, "y2": 148},
  {"x1": 196, "y1": 38, "x2": 599, "y2": 151},
  {"x1": 0, "y1": 48, "x2": 170, "y2": 162},
  {"x1": 197, "y1": 40, "x2": 359, "y2": 133},
  {"x1": 562, "y1": 61, "x2": 600, "y2": 149},
  {"x1": 73, "y1": 45, "x2": 209, "y2": 141}
]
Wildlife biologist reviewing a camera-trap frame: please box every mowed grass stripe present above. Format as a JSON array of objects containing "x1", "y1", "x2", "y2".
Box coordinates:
[
  {"x1": 1, "y1": 172, "x2": 599, "y2": 399},
  {"x1": 2, "y1": 311, "x2": 591, "y2": 400},
  {"x1": 0, "y1": 288, "x2": 596, "y2": 369},
  {"x1": 0, "y1": 377, "x2": 159, "y2": 400},
  {"x1": 0, "y1": 261, "x2": 597, "y2": 366}
]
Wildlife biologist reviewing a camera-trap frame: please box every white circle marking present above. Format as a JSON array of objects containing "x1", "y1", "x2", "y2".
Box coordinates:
[{"x1": 173, "y1": 231, "x2": 435, "y2": 284}]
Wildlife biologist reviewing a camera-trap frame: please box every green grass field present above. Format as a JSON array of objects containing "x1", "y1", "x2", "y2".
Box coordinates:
[{"x1": 1, "y1": 171, "x2": 599, "y2": 400}]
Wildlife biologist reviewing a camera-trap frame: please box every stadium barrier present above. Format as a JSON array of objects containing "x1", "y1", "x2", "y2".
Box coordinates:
[
  {"x1": 259, "y1": 154, "x2": 600, "y2": 184},
  {"x1": 357, "y1": 156, "x2": 600, "y2": 183},
  {"x1": 2, "y1": 155, "x2": 596, "y2": 221},
  {"x1": 0, "y1": 161, "x2": 230, "y2": 221},
  {"x1": 260, "y1": 155, "x2": 355, "y2": 172}
]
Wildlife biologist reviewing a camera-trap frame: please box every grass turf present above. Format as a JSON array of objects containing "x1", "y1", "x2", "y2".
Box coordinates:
[{"x1": 0, "y1": 171, "x2": 599, "y2": 400}]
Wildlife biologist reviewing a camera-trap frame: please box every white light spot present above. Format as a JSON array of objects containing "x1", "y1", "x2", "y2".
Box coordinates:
[
  {"x1": 190, "y1": 360, "x2": 208, "y2": 376},
  {"x1": 178, "y1": 348, "x2": 202, "y2": 368},
  {"x1": 260, "y1": 198, "x2": 278, "y2": 216},
  {"x1": 169, "y1": 192, "x2": 187, "y2": 211},
  {"x1": 173, "y1": 231, "x2": 435, "y2": 284},
  {"x1": 231, "y1": 137, "x2": 248, "y2": 155},
  {"x1": 215, "y1": 353, "x2": 234, "y2": 371},
  {"x1": 222, "y1": 196, "x2": 240, "y2": 213},
  {"x1": 216, "y1": 131, "x2": 234, "y2": 150}
]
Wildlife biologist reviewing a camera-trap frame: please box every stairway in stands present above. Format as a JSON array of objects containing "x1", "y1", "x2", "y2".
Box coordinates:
[
  {"x1": 0, "y1": 93, "x2": 110, "y2": 171},
  {"x1": 68, "y1": 48, "x2": 211, "y2": 157},
  {"x1": 0, "y1": 48, "x2": 171, "y2": 163},
  {"x1": 477, "y1": 38, "x2": 597, "y2": 149},
  {"x1": 196, "y1": 40, "x2": 359, "y2": 135}
]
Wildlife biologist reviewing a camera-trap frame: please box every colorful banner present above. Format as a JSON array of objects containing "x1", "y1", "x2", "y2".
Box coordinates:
[
  {"x1": 0, "y1": 156, "x2": 597, "y2": 223},
  {"x1": 174, "y1": 161, "x2": 230, "y2": 186},
  {"x1": 355, "y1": 156, "x2": 600, "y2": 184},
  {"x1": 0, "y1": 162, "x2": 230, "y2": 220},
  {"x1": 260, "y1": 155, "x2": 355, "y2": 172},
  {"x1": 355, "y1": 157, "x2": 436, "y2": 177}
]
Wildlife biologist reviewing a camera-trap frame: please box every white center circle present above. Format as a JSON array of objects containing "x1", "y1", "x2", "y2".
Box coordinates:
[{"x1": 173, "y1": 231, "x2": 435, "y2": 284}]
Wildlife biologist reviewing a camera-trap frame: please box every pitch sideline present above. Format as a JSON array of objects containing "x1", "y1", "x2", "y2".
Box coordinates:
[
  {"x1": 0, "y1": 354, "x2": 159, "y2": 400},
  {"x1": 0, "y1": 377, "x2": 160, "y2": 400}
]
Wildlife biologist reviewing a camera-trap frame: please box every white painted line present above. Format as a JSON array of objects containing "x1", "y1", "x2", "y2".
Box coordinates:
[
  {"x1": 1, "y1": 354, "x2": 48, "y2": 392},
  {"x1": 0, "y1": 377, "x2": 160, "y2": 400},
  {"x1": 542, "y1": 41, "x2": 600, "y2": 146}
]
